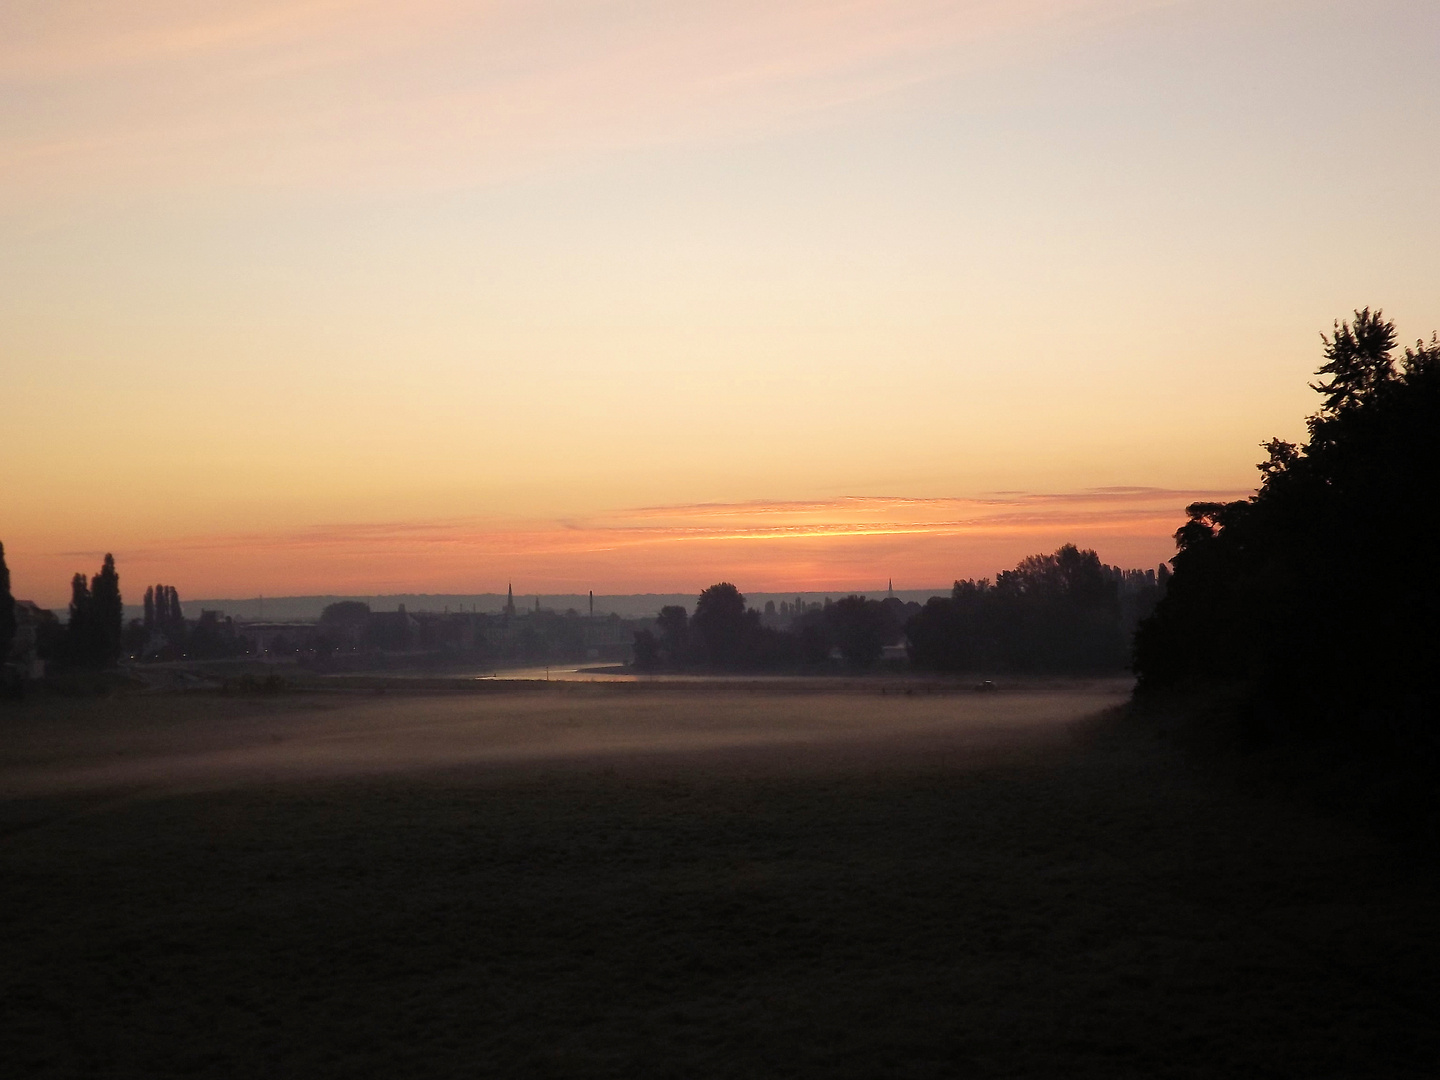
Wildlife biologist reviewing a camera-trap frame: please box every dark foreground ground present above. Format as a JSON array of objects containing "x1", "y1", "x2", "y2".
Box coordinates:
[{"x1": 1, "y1": 681, "x2": 1436, "y2": 1078}]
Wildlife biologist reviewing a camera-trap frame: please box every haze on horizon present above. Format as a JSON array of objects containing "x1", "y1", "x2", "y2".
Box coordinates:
[{"x1": 4, "y1": 0, "x2": 1438, "y2": 606}]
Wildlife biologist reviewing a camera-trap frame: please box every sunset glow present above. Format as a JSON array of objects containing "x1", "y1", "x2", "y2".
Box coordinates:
[
  {"x1": 5, "y1": 1, "x2": 1438, "y2": 605},
  {"x1": 11, "y1": 488, "x2": 1249, "y2": 602}
]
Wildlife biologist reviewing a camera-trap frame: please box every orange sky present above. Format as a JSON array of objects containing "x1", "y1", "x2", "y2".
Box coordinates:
[
  {"x1": 4, "y1": 1, "x2": 1438, "y2": 606},
  {"x1": 9, "y1": 489, "x2": 1249, "y2": 604}
]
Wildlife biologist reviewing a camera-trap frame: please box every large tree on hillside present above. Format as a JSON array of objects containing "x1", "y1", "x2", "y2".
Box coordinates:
[{"x1": 1134, "y1": 309, "x2": 1440, "y2": 730}]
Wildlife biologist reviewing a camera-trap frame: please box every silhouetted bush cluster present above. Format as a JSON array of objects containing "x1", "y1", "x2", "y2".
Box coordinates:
[{"x1": 1134, "y1": 309, "x2": 1440, "y2": 738}]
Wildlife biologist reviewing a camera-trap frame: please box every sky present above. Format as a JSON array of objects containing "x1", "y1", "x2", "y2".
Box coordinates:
[{"x1": 3, "y1": 0, "x2": 1438, "y2": 606}]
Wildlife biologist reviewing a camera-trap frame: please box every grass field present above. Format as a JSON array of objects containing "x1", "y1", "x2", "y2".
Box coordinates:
[{"x1": 2, "y1": 681, "x2": 1436, "y2": 1078}]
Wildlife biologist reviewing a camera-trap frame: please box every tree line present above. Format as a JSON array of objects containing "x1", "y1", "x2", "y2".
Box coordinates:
[
  {"x1": 0, "y1": 552, "x2": 250, "y2": 674},
  {"x1": 635, "y1": 547, "x2": 1165, "y2": 676},
  {"x1": 143, "y1": 584, "x2": 187, "y2": 641},
  {"x1": 0, "y1": 551, "x2": 129, "y2": 672},
  {"x1": 633, "y1": 585, "x2": 915, "y2": 671},
  {"x1": 1133, "y1": 309, "x2": 1439, "y2": 740},
  {"x1": 908, "y1": 547, "x2": 1165, "y2": 674}
]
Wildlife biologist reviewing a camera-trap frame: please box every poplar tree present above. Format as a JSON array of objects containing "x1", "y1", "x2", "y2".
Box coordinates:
[
  {"x1": 90, "y1": 554, "x2": 123, "y2": 664},
  {"x1": 66, "y1": 573, "x2": 93, "y2": 664},
  {"x1": 167, "y1": 586, "x2": 183, "y2": 633}
]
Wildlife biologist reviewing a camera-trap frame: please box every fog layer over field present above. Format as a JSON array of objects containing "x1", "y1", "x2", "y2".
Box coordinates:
[{"x1": 0, "y1": 682, "x2": 1129, "y2": 800}]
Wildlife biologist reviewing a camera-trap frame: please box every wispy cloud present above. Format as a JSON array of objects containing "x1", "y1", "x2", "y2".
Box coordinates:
[
  {"x1": 626, "y1": 488, "x2": 1244, "y2": 518},
  {"x1": 106, "y1": 487, "x2": 1246, "y2": 557},
  {"x1": 3, "y1": 0, "x2": 1178, "y2": 204},
  {"x1": 595, "y1": 489, "x2": 1248, "y2": 540}
]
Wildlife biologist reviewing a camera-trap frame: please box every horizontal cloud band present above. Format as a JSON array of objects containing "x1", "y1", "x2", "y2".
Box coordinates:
[{"x1": 18, "y1": 488, "x2": 1247, "y2": 603}]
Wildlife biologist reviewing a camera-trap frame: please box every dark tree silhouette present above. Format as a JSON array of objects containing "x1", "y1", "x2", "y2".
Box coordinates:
[
  {"x1": 691, "y1": 583, "x2": 758, "y2": 668},
  {"x1": 143, "y1": 585, "x2": 155, "y2": 633},
  {"x1": 0, "y1": 542, "x2": 15, "y2": 664},
  {"x1": 1134, "y1": 309, "x2": 1440, "y2": 737},
  {"x1": 188, "y1": 610, "x2": 247, "y2": 660},
  {"x1": 906, "y1": 545, "x2": 1134, "y2": 674},
  {"x1": 90, "y1": 555, "x2": 123, "y2": 665},
  {"x1": 632, "y1": 628, "x2": 661, "y2": 670},
  {"x1": 60, "y1": 556, "x2": 124, "y2": 667},
  {"x1": 656, "y1": 605, "x2": 690, "y2": 663},
  {"x1": 1311, "y1": 307, "x2": 1397, "y2": 417},
  {"x1": 828, "y1": 595, "x2": 886, "y2": 669},
  {"x1": 166, "y1": 586, "x2": 183, "y2": 636},
  {"x1": 65, "y1": 572, "x2": 93, "y2": 666},
  {"x1": 791, "y1": 605, "x2": 833, "y2": 666},
  {"x1": 630, "y1": 564, "x2": 1155, "y2": 675}
]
